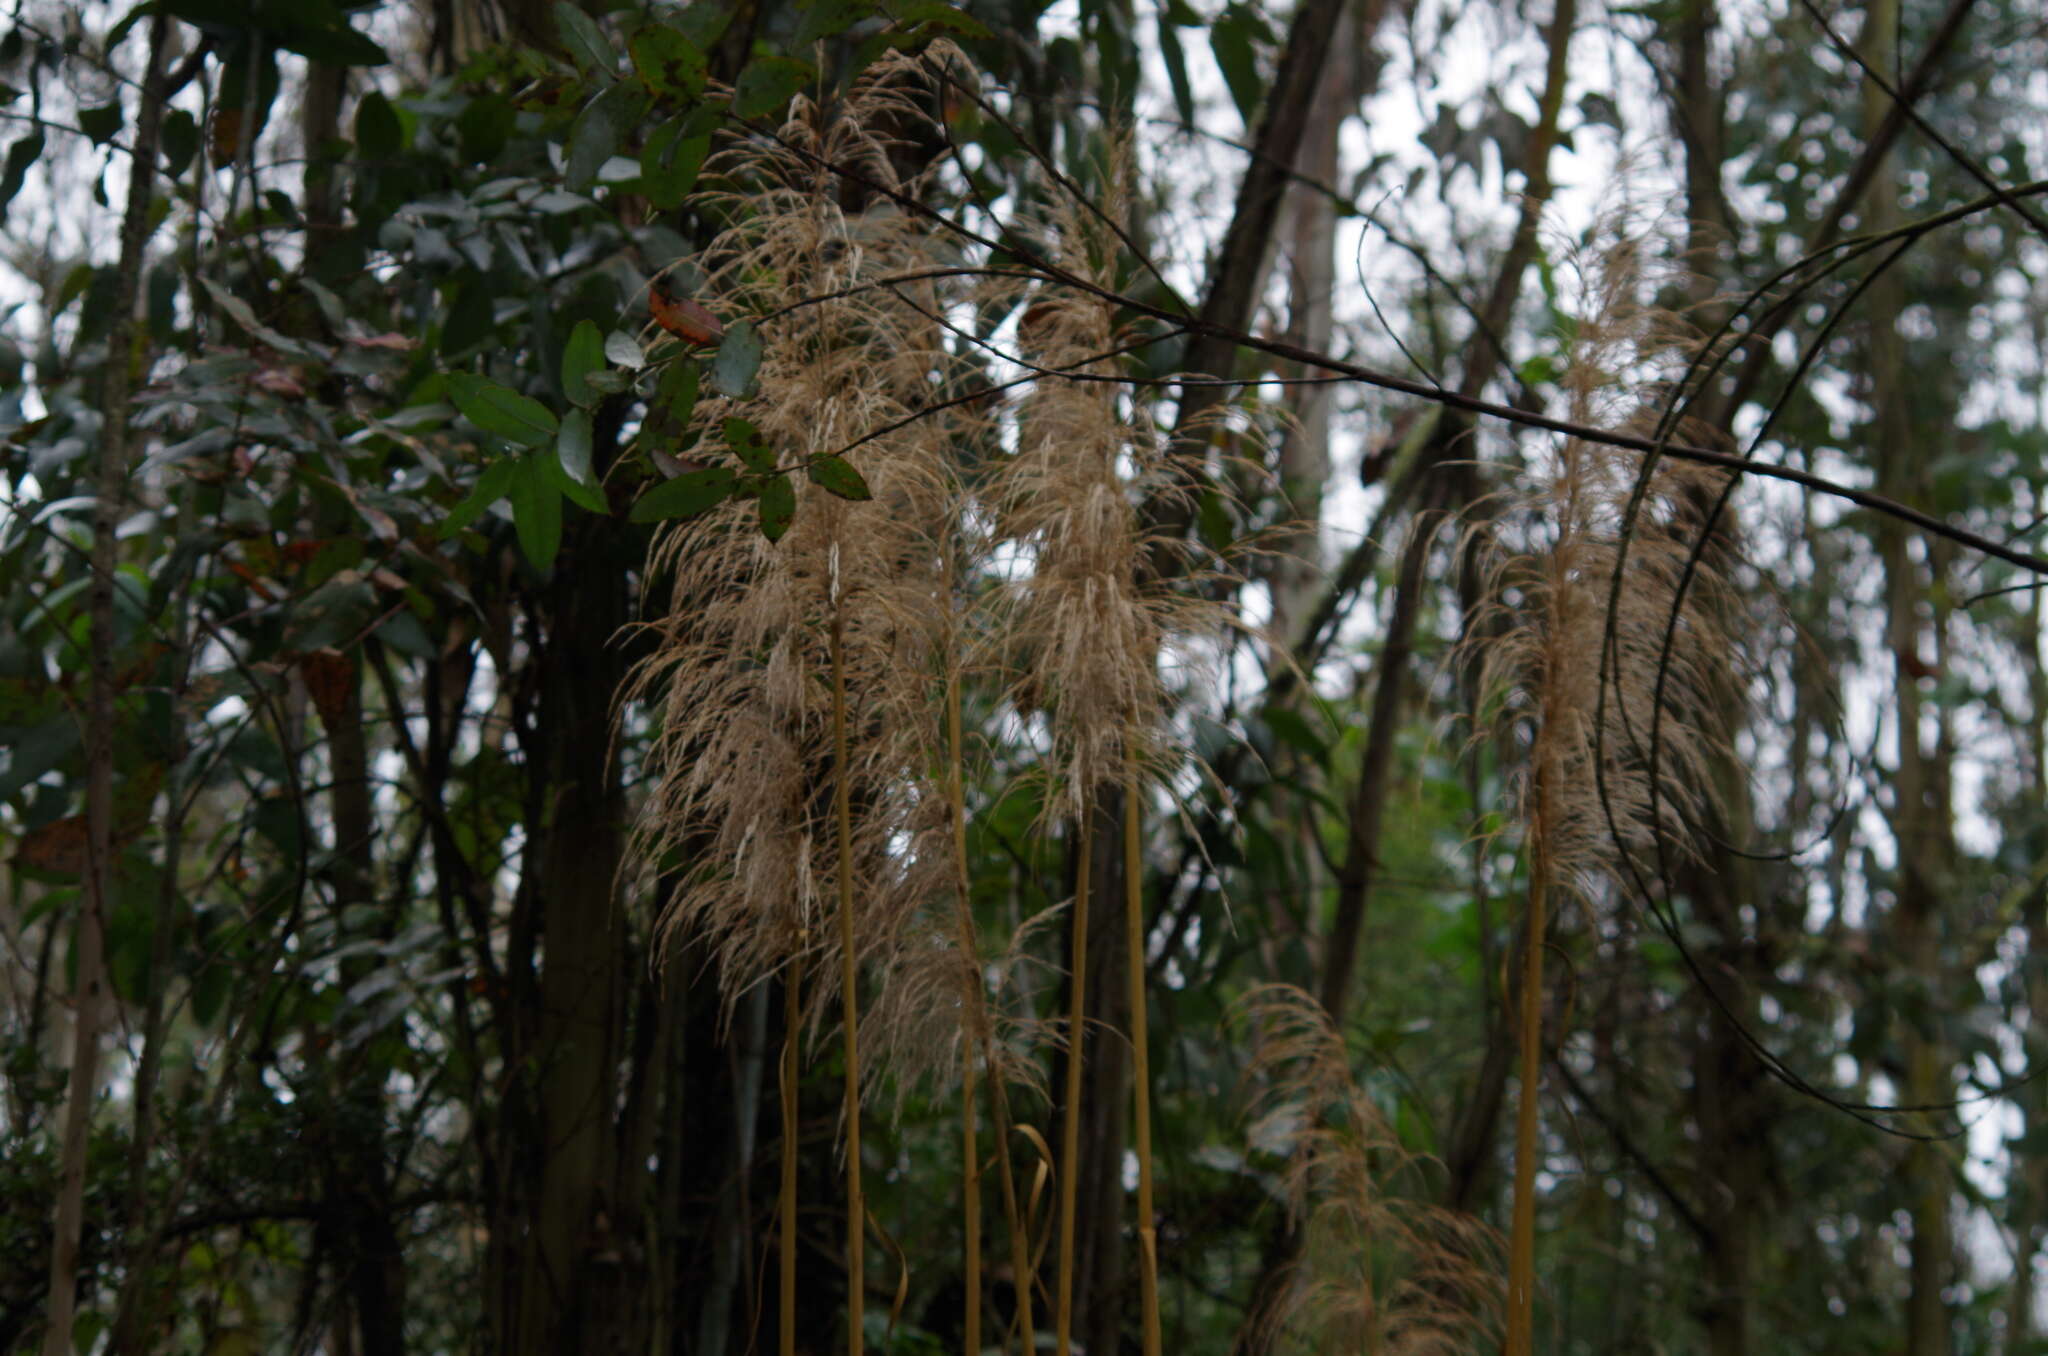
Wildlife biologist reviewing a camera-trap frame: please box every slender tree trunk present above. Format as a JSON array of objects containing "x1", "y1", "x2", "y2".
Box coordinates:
[
  {"x1": 1863, "y1": 3, "x2": 1955, "y2": 1347},
  {"x1": 322, "y1": 657, "x2": 408, "y2": 1356},
  {"x1": 1319, "y1": 496, "x2": 1442, "y2": 1024},
  {"x1": 499, "y1": 425, "x2": 636, "y2": 1353},
  {"x1": 41, "y1": 15, "x2": 174, "y2": 1352},
  {"x1": 1268, "y1": 3, "x2": 1362, "y2": 654},
  {"x1": 2009, "y1": 584, "x2": 2048, "y2": 1350}
]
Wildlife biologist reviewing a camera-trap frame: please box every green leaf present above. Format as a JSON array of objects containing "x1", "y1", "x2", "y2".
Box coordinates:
[
  {"x1": 562, "y1": 319, "x2": 606, "y2": 405},
  {"x1": 793, "y1": 0, "x2": 875, "y2": 47},
  {"x1": 629, "y1": 24, "x2": 706, "y2": 98},
  {"x1": 557, "y1": 407, "x2": 596, "y2": 486},
  {"x1": 564, "y1": 90, "x2": 619, "y2": 192},
  {"x1": 757, "y1": 474, "x2": 795, "y2": 541},
  {"x1": 554, "y1": 1, "x2": 616, "y2": 75},
  {"x1": 710, "y1": 320, "x2": 762, "y2": 398},
  {"x1": 456, "y1": 92, "x2": 515, "y2": 163},
  {"x1": 162, "y1": 0, "x2": 387, "y2": 63},
  {"x1": 198, "y1": 277, "x2": 310, "y2": 356},
  {"x1": 724, "y1": 417, "x2": 776, "y2": 474},
  {"x1": 160, "y1": 108, "x2": 198, "y2": 175},
  {"x1": 548, "y1": 426, "x2": 608, "y2": 513},
  {"x1": 1211, "y1": 6, "x2": 1264, "y2": 128},
  {"x1": 733, "y1": 56, "x2": 814, "y2": 121},
  {"x1": 0, "y1": 718, "x2": 77, "y2": 802},
  {"x1": 355, "y1": 91, "x2": 400, "y2": 159},
  {"x1": 671, "y1": 0, "x2": 734, "y2": 46},
  {"x1": 807, "y1": 454, "x2": 870, "y2": 501},
  {"x1": 78, "y1": 103, "x2": 123, "y2": 147},
  {"x1": 605, "y1": 330, "x2": 645, "y2": 368},
  {"x1": 0, "y1": 132, "x2": 44, "y2": 221},
  {"x1": 1197, "y1": 488, "x2": 1233, "y2": 550},
  {"x1": 658, "y1": 357, "x2": 700, "y2": 411},
  {"x1": 510, "y1": 454, "x2": 564, "y2": 570},
  {"x1": 639, "y1": 119, "x2": 709, "y2": 211},
  {"x1": 438, "y1": 458, "x2": 519, "y2": 539},
  {"x1": 652, "y1": 359, "x2": 701, "y2": 444},
  {"x1": 1157, "y1": 15, "x2": 1195, "y2": 127},
  {"x1": 632, "y1": 465, "x2": 737, "y2": 523},
  {"x1": 448, "y1": 373, "x2": 559, "y2": 448},
  {"x1": 887, "y1": 0, "x2": 991, "y2": 37},
  {"x1": 1263, "y1": 707, "x2": 1328, "y2": 760}
]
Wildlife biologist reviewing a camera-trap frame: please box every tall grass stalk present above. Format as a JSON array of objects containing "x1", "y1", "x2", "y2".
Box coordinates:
[
  {"x1": 831, "y1": 588, "x2": 867, "y2": 1356},
  {"x1": 1125, "y1": 752, "x2": 1162, "y2": 1356},
  {"x1": 629, "y1": 46, "x2": 993, "y2": 1356},
  {"x1": 1054, "y1": 809, "x2": 1091, "y2": 1356},
  {"x1": 782, "y1": 959, "x2": 802, "y2": 1356},
  {"x1": 1470, "y1": 220, "x2": 1738, "y2": 1356},
  {"x1": 942, "y1": 551, "x2": 982, "y2": 1356},
  {"x1": 941, "y1": 545, "x2": 1034, "y2": 1356},
  {"x1": 1504, "y1": 798, "x2": 1552, "y2": 1354}
]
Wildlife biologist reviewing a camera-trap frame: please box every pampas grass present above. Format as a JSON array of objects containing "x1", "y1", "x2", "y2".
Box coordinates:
[
  {"x1": 981, "y1": 151, "x2": 1221, "y2": 1356},
  {"x1": 1464, "y1": 217, "x2": 1740, "y2": 1353},
  {"x1": 632, "y1": 55, "x2": 1246, "y2": 1356},
  {"x1": 627, "y1": 47, "x2": 987, "y2": 1356},
  {"x1": 1241, "y1": 984, "x2": 1503, "y2": 1353}
]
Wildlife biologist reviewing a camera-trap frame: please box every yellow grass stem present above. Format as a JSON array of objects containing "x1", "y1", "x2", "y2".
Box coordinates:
[
  {"x1": 782, "y1": 957, "x2": 802, "y2": 1356},
  {"x1": 1124, "y1": 756, "x2": 1161, "y2": 1356},
  {"x1": 1055, "y1": 803, "x2": 1092, "y2": 1356},
  {"x1": 947, "y1": 645, "x2": 982, "y2": 1356},
  {"x1": 963, "y1": 1053, "x2": 981, "y2": 1356},
  {"x1": 1505, "y1": 790, "x2": 1552, "y2": 1356},
  {"x1": 832, "y1": 599, "x2": 866, "y2": 1356},
  {"x1": 988, "y1": 1072, "x2": 1034, "y2": 1354},
  {"x1": 944, "y1": 570, "x2": 1032, "y2": 1356}
]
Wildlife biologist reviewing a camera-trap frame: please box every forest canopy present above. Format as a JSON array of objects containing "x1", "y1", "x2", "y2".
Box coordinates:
[{"x1": 4, "y1": 0, "x2": 2048, "y2": 1353}]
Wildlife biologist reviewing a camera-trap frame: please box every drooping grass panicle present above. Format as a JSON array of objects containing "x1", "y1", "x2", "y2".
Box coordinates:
[
  {"x1": 1464, "y1": 208, "x2": 1747, "y2": 1354},
  {"x1": 1465, "y1": 217, "x2": 1744, "y2": 912},
  {"x1": 629, "y1": 47, "x2": 989, "y2": 1023},
  {"x1": 1239, "y1": 985, "x2": 1503, "y2": 1355},
  {"x1": 625, "y1": 45, "x2": 1011, "y2": 1356}
]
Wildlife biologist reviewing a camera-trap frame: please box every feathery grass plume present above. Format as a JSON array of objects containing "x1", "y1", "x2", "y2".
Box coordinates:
[
  {"x1": 625, "y1": 44, "x2": 992, "y2": 1356},
  {"x1": 631, "y1": 46, "x2": 977, "y2": 1029},
  {"x1": 981, "y1": 140, "x2": 1233, "y2": 1356},
  {"x1": 1239, "y1": 985, "x2": 1503, "y2": 1354},
  {"x1": 1462, "y1": 214, "x2": 1740, "y2": 1354}
]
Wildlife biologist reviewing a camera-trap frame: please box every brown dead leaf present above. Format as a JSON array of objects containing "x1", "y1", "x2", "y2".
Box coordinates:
[
  {"x1": 347, "y1": 332, "x2": 417, "y2": 351},
  {"x1": 253, "y1": 366, "x2": 307, "y2": 400},
  {"x1": 299, "y1": 647, "x2": 355, "y2": 727},
  {"x1": 17, "y1": 815, "x2": 89, "y2": 875}
]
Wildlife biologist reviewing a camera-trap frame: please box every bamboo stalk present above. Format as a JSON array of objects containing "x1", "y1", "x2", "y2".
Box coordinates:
[
  {"x1": 1054, "y1": 804, "x2": 1092, "y2": 1356},
  {"x1": 1125, "y1": 758, "x2": 1162, "y2": 1356},
  {"x1": 832, "y1": 600, "x2": 866, "y2": 1356}
]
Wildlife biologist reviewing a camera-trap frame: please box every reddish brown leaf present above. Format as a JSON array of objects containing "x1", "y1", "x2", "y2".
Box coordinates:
[
  {"x1": 649, "y1": 283, "x2": 725, "y2": 347},
  {"x1": 300, "y1": 647, "x2": 356, "y2": 727},
  {"x1": 209, "y1": 106, "x2": 245, "y2": 161},
  {"x1": 17, "y1": 815, "x2": 89, "y2": 875}
]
